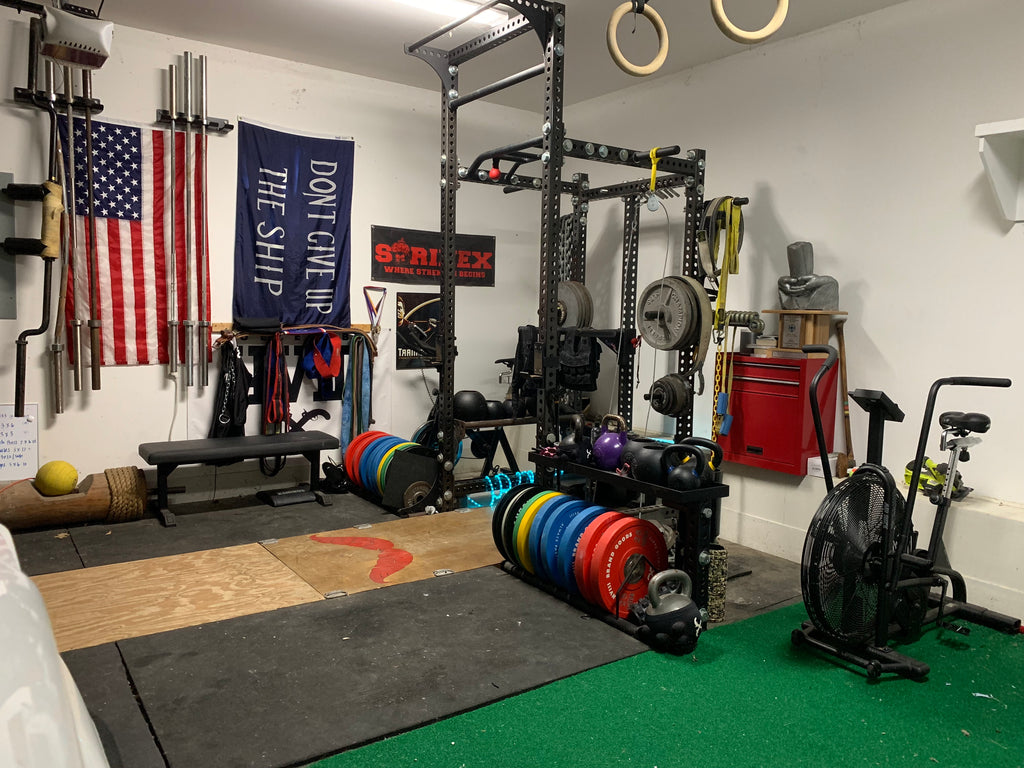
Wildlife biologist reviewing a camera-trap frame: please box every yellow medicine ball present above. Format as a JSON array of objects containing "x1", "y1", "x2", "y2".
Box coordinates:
[{"x1": 34, "y1": 460, "x2": 79, "y2": 496}]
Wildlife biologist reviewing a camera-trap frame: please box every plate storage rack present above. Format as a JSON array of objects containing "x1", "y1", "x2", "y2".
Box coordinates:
[{"x1": 405, "y1": 1, "x2": 729, "y2": 640}]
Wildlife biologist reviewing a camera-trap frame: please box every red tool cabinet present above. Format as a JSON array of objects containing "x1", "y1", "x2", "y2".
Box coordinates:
[{"x1": 717, "y1": 354, "x2": 838, "y2": 475}]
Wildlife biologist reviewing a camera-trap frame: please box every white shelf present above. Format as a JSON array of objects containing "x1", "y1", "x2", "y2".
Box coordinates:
[{"x1": 976, "y1": 118, "x2": 1024, "y2": 222}]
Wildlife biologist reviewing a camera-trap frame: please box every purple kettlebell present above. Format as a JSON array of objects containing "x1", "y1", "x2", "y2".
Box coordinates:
[{"x1": 592, "y1": 414, "x2": 628, "y2": 470}]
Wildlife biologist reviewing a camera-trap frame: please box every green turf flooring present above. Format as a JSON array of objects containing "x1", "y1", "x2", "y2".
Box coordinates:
[{"x1": 307, "y1": 603, "x2": 1023, "y2": 768}]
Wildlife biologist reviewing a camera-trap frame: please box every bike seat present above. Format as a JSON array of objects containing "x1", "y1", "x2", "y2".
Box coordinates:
[{"x1": 939, "y1": 411, "x2": 990, "y2": 434}]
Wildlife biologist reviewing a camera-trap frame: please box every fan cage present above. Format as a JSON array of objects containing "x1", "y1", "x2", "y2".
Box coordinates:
[{"x1": 801, "y1": 471, "x2": 905, "y2": 645}]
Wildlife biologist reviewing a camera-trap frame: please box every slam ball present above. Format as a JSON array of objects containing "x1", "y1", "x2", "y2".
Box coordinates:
[{"x1": 34, "y1": 460, "x2": 79, "y2": 496}]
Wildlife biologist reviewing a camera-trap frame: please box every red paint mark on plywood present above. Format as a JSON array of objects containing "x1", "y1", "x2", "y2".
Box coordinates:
[{"x1": 310, "y1": 534, "x2": 414, "y2": 583}]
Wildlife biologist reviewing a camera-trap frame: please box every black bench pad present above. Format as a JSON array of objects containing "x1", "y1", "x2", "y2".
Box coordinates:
[
  {"x1": 139, "y1": 431, "x2": 340, "y2": 526},
  {"x1": 139, "y1": 431, "x2": 339, "y2": 465}
]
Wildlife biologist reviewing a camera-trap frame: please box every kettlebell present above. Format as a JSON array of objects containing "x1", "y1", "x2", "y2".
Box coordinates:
[
  {"x1": 630, "y1": 443, "x2": 666, "y2": 484},
  {"x1": 646, "y1": 568, "x2": 695, "y2": 617},
  {"x1": 619, "y1": 434, "x2": 659, "y2": 473},
  {"x1": 661, "y1": 444, "x2": 706, "y2": 491},
  {"x1": 558, "y1": 414, "x2": 589, "y2": 464},
  {"x1": 643, "y1": 568, "x2": 704, "y2": 654},
  {"x1": 592, "y1": 414, "x2": 628, "y2": 470},
  {"x1": 679, "y1": 436, "x2": 724, "y2": 484}
]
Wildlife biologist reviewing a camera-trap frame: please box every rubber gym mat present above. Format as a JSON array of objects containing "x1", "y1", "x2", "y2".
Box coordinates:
[
  {"x1": 309, "y1": 602, "x2": 1024, "y2": 768},
  {"x1": 117, "y1": 565, "x2": 646, "y2": 768},
  {"x1": 10, "y1": 527, "x2": 83, "y2": 576},
  {"x1": 69, "y1": 492, "x2": 386, "y2": 568},
  {"x1": 263, "y1": 508, "x2": 500, "y2": 597},
  {"x1": 62, "y1": 644, "x2": 166, "y2": 768},
  {"x1": 34, "y1": 543, "x2": 323, "y2": 651}
]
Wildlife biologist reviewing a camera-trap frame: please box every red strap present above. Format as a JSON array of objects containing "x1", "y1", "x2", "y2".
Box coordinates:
[{"x1": 313, "y1": 333, "x2": 342, "y2": 378}]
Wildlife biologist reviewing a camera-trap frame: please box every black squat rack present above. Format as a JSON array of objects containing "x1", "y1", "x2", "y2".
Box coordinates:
[{"x1": 406, "y1": 1, "x2": 729, "y2": 615}]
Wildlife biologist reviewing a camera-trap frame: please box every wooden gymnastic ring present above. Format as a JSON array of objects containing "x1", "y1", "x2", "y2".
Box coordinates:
[
  {"x1": 710, "y1": 0, "x2": 789, "y2": 44},
  {"x1": 606, "y1": 2, "x2": 669, "y2": 77}
]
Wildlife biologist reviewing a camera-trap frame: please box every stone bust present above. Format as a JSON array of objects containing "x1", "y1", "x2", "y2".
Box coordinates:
[{"x1": 777, "y1": 241, "x2": 839, "y2": 311}]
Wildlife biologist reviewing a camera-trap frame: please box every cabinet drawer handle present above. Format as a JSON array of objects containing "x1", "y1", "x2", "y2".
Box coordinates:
[{"x1": 731, "y1": 375, "x2": 799, "y2": 386}]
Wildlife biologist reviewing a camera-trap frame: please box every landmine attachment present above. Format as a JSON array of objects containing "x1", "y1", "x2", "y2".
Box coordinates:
[{"x1": 0, "y1": 466, "x2": 147, "y2": 530}]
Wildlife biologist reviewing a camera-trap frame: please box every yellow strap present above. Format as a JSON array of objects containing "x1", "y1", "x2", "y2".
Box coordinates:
[{"x1": 649, "y1": 147, "x2": 659, "y2": 191}]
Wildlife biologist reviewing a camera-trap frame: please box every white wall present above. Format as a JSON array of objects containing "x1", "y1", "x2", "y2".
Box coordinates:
[
  {"x1": 0, "y1": 20, "x2": 544, "y2": 480},
  {"x1": 569, "y1": 0, "x2": 1024, "y2": 613}
]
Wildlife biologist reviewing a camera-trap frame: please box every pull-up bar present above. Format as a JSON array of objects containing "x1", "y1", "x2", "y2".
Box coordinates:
[
  {"x1": 405, "y1": 0, "x2": 507, "y2": 54},
  {"x1": 451, "y1": 62, "x2": 545, "y2": 108}
]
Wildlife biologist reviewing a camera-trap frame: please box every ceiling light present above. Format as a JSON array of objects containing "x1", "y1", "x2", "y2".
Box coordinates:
[{"x1": 393, "y1": 0, "x2": 510, "y2": 28}]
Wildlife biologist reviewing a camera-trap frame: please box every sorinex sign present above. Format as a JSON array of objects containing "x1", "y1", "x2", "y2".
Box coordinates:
[{"x1": 371, "y1": 225, "x2": 495, "y2": 287}]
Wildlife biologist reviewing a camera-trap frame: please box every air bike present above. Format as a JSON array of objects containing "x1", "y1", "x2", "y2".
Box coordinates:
[{"x1": 792, "y1": 345, "x2": 1020, "y2": 679}]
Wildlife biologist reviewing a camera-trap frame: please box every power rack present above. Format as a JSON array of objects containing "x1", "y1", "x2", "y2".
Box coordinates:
[{"x1": 406, "y1": 1, "x2": 729, "y2": 621}]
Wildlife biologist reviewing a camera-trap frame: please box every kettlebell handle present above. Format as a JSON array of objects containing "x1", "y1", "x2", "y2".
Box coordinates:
[
  {"x1": 648, "y1": 568, "x2": 693, "y2": 609},
  {"x1": 680, "y1": 436, "x2": 724, "y2": 470},
  {"x1": 601, "y1": 413, "x2": 627, "y2": 433},
  {"x1": 660, "y1": 443, "x2": 704, "y2": 474}
]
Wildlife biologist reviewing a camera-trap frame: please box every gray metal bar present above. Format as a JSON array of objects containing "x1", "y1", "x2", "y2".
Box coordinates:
[
  {"x1": 405, "y1": 0, "x2": 505, "y2": 53},
  {"x1": 82, "y1": 70, "x2": 102, "y2": 390},
  {"x1": 197, "y1": 54, "x2": 209, "y2": 388},
  {"x1": 449, "y1": 62, "x2": 544, "y2": 108},
  {"x1": 182, "y1": 51, "x2": 195, "y2": 387},
  {"x1": 166, "y1": 64, "x2": 179, "y2": 375}
]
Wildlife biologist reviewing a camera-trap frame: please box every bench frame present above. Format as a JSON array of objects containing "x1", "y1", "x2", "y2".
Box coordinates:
[{"x1": 138, "y1": 431, "x2": 340, "y2": 526}]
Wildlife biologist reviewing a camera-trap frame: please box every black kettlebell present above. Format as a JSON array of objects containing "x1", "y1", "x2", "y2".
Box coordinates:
[
  {"x1": 558, "y1": 414, "x2": 589, "y2": 464},
  {"x1": 679, "y1": 436, "x2": 724, "y2": 485},
  {"x1": 631, "y1": 443, "x2": 667, "y2": 484},
  {"x1": 619, "y1": 434, "x2": 659, "y2": 473},
  {"x1": 661, "y1": 444, "x2": 706, "y2": 491}
]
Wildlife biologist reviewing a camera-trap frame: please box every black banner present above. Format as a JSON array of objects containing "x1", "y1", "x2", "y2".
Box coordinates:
[{"x1": 371, "y1": 225, "x2": 495, "y2": 287}]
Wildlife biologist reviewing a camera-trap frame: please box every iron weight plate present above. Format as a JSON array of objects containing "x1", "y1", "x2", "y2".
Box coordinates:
[
  {"x1": 348, "y1": 432, "x2": 384, "y2": 488},
  {"x1": 344, "y1": 430, "x2": 386, "y2": 483},
  {"x1": 590, "y1": 517, "x2": 670, "y2": 618},
  {"x1": 539, "y1": 498, "x2": 590, "y2": 588},
  {"x1": 573, "y1": 512, "x2": 625, "y2": 605},
  {"x1": 526, "y1": 495, "x2": 575, "y2": 581},
  {"x1": 513, "y1": 491, "x2": 561, "y2": 574},
  {"x1": 491, "y1": 483, "x2": 538, "y2": 562},
  {"x1": 555, "y1": 507, "x2": 609, "y2": 595},
  {"x1": 502, "y1": 489, "x2": 548, "y2": 567}
]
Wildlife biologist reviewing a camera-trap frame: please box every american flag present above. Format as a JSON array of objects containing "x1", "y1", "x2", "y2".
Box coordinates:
[{"x1": 62, "y1": 117, "x2": 209, "y2": 366}]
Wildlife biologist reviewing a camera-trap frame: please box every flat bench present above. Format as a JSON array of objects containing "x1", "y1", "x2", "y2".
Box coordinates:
[{"x1": 138, "y1": 431, "x2": 340, "y2": 526}]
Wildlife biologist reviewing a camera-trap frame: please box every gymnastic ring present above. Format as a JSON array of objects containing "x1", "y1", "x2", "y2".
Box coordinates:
[
  {"x1": 606, "y1": 2, "x2": 669, "y2": 77},
  {"x1": 710, "y1": 0, "x2": 789, "y2": 44}
]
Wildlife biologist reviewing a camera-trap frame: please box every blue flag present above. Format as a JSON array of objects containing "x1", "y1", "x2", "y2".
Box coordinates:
[{"x1": 233, "y1": 120, "x2": 353, "y2": 327}]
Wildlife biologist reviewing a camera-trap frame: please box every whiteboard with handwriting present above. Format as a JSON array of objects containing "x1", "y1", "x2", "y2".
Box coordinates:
[{"x1": 0, "y1": 404, "x2": 39, "y2": 482}]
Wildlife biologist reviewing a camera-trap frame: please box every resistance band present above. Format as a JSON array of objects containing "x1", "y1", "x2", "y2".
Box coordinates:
[{"x1": 341, "y1": 334, "x2": 373, "y2": 452}]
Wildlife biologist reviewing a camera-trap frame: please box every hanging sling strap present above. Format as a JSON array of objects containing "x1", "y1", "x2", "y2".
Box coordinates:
[
  {"x1": 341, "y1": 334, "x2": 372, "y2": 452},
  {"x1": 363, "y1": 285, "x2": 387, "y2": 343}
]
